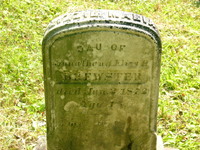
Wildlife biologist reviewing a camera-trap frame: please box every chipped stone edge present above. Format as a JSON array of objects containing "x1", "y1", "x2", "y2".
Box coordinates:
[{"x1": 42, "y1": 10, "x2": 161, "y2": 52}]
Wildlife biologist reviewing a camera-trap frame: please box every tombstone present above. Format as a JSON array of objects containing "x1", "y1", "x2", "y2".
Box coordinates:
[{"x1": 42, "y1": 10, "x2": 162, "y2": 150}]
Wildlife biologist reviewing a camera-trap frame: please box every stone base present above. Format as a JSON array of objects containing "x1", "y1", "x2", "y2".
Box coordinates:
[{"x1": 35, "y1": 135, "x2": 178, "y2": 150}]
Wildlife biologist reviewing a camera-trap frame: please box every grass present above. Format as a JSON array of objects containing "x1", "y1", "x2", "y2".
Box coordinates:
[{"x1": 0, "y1": 0, "x2": 199, "y2": 149}]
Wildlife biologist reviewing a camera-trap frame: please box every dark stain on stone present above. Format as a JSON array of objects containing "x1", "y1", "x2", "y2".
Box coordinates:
[
  {"x1": 120, "y1": 116, "x2": 133, "y2": 150},
  {"x1": 121, "y1": 141, "x2": 133, "y2": 150}
]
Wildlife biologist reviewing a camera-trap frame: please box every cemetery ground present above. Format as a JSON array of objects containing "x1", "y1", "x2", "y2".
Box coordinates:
[{"x1": 0, "y1": 0, "x2": 199, "y2": 149}]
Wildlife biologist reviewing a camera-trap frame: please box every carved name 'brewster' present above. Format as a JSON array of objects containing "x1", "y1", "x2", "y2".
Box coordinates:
[{"x1": 42, "y1": 10, "x2": 162, "y2": 150}]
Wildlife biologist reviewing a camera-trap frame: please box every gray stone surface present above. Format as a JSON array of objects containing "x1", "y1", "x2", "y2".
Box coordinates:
[
  {"x1": 34, "y1": 136, "x2": 47, "y2": 150},
  {"x1": 42, "y1": 10, "x2": 162, "y2": 150}
]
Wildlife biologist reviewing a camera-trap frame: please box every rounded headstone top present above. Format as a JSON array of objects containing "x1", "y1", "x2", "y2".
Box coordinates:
[{"x1": 43, "y1": 10, "x2": 161, "y2": 52}]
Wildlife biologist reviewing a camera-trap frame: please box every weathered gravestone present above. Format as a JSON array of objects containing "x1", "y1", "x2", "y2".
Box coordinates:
[{"x1": 42, "y1": 10, "x2": 162, "y2": 150}]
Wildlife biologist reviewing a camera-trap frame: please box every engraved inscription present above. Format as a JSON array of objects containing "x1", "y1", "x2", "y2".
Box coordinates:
[
  {"x1": 68, "y1": 122, "x2": 81, "y2": 127},
  {"x1": 53, "y1": 60, "x2": 149, "y2": 68},
  {"x1": 81, "y1": 100, "x2": 102, "y2": 109},
  {"x1": 65, "y1": 119, "x2": 109, "y2": 128},
  {"x1": 58, "y1": 71, "x2": 147, "y2": 83},
  {"x1": 56, "y1": 85, "x2": 149, "y2": 97},
  {"x1": 46, "y1": 10, "x2": 157, "y2": 34},
  {"x1": 77, "y1": 43, "x2": 102, "y2": 52},
  {"x1": 76, "y1": 43, "x2": 126, "y2": 52}
]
